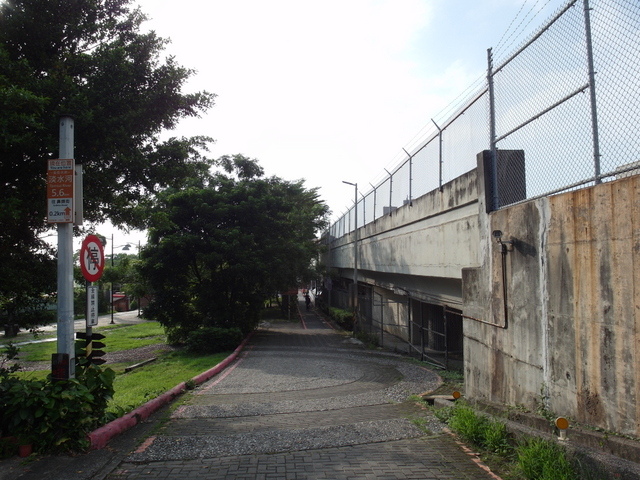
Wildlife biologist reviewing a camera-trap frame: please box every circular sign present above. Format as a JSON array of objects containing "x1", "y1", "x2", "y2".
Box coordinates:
[
  {"x1": 80, "y1": 235, "x2": 105, "y2": 282},
  {"x1": 555, "y1": 417, "x2": 569, "y2": 430}
]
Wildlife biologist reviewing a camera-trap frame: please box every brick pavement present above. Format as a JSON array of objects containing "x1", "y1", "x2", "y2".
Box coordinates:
[{"x1": 101, "y1": 301, "x2": 499, "y2": 480}]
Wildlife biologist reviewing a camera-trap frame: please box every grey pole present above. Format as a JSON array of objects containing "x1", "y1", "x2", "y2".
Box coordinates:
[
  {"x1": 403, "y1": 148, "x2": 413, "y2": 205},
  {"x1": 583, "y1": 0, "x2": 601, "y2": 184},
  {"x1": 57, "y1": 116, "x2": 75, "y2": 378},
  {"x1": 487, "y1": 48, "x2": 499, "y2": 211},
  {"x1": 342, "y1": 181, "x2": 358, "y2": 325},
  {"x1": 430, "y1": 119, "x2": 444, "y2": 192}
]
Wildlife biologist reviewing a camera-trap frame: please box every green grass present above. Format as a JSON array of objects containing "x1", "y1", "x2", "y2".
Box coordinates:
[
  {"x1": 515, "y1": 437, "x2": 577, "y2": 480},
  {"x1": 13, "y1": 321, "x2": 166, "y2": 362},
  {"x1": 434, "y1": 401, "x2": 586, "y2": 480},
  {"x1": 6, "y1": 321, "x2": 232, "y2": 418},
  {"x1": 108, "y1": 350, "x2": 229, "y2": 414}
]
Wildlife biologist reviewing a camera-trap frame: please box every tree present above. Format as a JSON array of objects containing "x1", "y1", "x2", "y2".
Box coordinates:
[
  {"x1": 0, "y1": 0, "x2": 214, "y2": 326},
  {"x1": 140, "y1": 155, "x2": 329, "y2": 341}
]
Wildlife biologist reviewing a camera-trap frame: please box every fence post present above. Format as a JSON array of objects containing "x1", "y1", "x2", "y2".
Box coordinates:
[
  {"x1": 403, "y1": 148, "x2": 413, "y2": 206},
  {"x1": 431, "y1": 119, "x2": 444, "y2": 192},
  {"x1": 384, "y1": 168, "x2": 393, "y2": 215},
  {"x1": 420, "y1": 302, "x2": 425, "y2": 362},
  {"x1": 583, "y1": 0, "x2": 602, "y2": 184},
  {"x1": 370, "y1": 183, "x2": 377, "y2": 221},
  {"x1": 443, "y1": 306, "x2": 449, "y2": 370},
  {"x1": 487, "y1": 48, "x2": 500, "y2": 211}
]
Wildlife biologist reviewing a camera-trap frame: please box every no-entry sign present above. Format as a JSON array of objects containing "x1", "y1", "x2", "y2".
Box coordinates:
[{"x1": 80, "y1": 235, "x2": 105, "y2": 283}]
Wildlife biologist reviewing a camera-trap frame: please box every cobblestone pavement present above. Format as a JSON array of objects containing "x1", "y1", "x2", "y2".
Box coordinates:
[
  {"x1": 104, "y1": 302, "x2": 498, "y2": 480},
  {"x1": 7, "y1": 300, "x2": 500, "y2": 480}
]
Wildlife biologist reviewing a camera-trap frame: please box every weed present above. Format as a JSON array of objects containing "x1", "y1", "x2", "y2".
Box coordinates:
[
  {"x1": 448, "y1": 404, "x2": 495, "y2": 447},
  {"x1": 515, "y1": 437, "x2": 577, "y2": 480},
  {"x1": 354, "y1": 331, "x2": 380, "y2": 348},
  {"x1": 483, "y1": 420, "x2": 511, "y2": 455},
  {"x1": 438, "y1": 402, "x2": 585, "y2": 479}
]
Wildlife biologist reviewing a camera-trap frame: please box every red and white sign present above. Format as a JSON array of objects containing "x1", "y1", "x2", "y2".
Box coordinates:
[
  {"x1": 80, "y1": 235, "x2": 105, "y2": 283},
  {"x1": 47, "y1": 159, "x2": 74, "y2": 223}
]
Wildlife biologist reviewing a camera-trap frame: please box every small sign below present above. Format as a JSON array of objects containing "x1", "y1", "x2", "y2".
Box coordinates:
[{"x1": 87, "y1": 285, "x2": 99, "y2": 327}]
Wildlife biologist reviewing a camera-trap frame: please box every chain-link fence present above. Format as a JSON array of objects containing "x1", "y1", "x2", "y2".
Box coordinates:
[{"x1": 328, "y1": 0, "x2": 639, "y2": 239}]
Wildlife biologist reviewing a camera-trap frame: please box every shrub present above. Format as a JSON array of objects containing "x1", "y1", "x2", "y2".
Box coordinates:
[
  {"x1": 185, "y1": 327, "x2": 243, "y2": 354},
  {"x1": 328, "y1": 307, "x2": 354, "y2": 330},
  {"x1": 0, "y1": 345, "x2": 115, "y2": 453}
]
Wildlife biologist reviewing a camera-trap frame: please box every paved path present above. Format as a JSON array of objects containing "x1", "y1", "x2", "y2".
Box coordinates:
[{"x1": 7, "y1": 300, "x2": 499, "y2": 480}]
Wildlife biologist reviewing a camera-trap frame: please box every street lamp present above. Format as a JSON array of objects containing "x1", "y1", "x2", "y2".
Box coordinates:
[
  {"x1": 342, "y1": 181, "x2": 358, "y2": 325},
  {"x1": 110, "y1": 235, "x2": 131, "y2": 324}
]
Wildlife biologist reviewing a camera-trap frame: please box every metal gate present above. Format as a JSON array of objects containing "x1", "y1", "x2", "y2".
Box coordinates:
[{"x1": 409, "y1": 301, "x2": 463, "y2": 369}]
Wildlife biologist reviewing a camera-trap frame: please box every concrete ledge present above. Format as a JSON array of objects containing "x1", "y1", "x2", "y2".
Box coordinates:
[
  {"x1": 88, "y1": 331, "x2": 255, "y2": 450},
  {"x1": 471, "y1": 400, "x2": 640, "y2": 480},
  {"x1": 124, "y1": 357, "x2": 157, "y2": 372}
]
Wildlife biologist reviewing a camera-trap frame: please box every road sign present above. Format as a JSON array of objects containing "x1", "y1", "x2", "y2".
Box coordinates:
[
  {"x1": 47, "y1": 159, "x2": 74, "y2": 223},
  {"x1": 87, "y1": 285, "x2": 99, "y2": 326},
  {"x1": 80, "y1": 235, "x2": 105, "y2": 282},
  {"x1": 75, "y1": 332, "x2": 107, "y2": 365}
]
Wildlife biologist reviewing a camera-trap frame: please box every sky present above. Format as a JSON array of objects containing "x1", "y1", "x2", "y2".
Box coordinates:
[{"x1": 101, "y1": 0, "x2": 570, "y2": 249}]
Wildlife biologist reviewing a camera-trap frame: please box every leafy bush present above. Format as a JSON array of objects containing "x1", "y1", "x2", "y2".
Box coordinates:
[
  {"x1": 0, "y1": 345, "x2": 115, "y2": 453},
  {"x1": 185, "y1": 327, "x2": 243, "y2": 354},
  {"x1": 328, "y1": 307, "x2": 354, "y2": 330}
]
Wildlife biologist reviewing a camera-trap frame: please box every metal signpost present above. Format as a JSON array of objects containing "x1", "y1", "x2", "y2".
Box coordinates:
[{"x1": 50, "y1": 116, "x2": 76, "y2": 380}]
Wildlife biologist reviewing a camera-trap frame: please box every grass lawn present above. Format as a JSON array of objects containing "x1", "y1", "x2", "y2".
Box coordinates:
[
  {"x1": 108, "y1": 350, "x2": 228, "y2": 414},
  {"x1": 13, "y1": 321, "x2": 166, "y2": 362},
  {"x1": 3, "y1": 321, "x2": 232, "y2": 417}
]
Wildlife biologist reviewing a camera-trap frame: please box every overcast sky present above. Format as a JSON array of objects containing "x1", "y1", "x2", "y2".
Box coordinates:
[{"x1": 105, "y1": 0, "x2": 569, "y2": 248}]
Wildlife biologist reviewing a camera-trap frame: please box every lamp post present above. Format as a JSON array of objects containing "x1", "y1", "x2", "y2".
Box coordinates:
[
  {"x1": 110, "y1": 234, "x2": 131, "y2": 324},
  {"x1": 342, "y1": 181, "x2": 358, "y2": 323}
]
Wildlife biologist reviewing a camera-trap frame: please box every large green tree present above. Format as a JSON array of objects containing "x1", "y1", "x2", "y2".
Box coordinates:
[
  {"x1": 140, "y1": 155, "x2": 328, "y2": 341},
  {"x1": 0, "y1": 0, "x2": 214, "y2": 323}
]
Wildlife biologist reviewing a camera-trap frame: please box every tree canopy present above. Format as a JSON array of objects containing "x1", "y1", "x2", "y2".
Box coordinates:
[
  {"x1": 141, "y1": 155, "x2": 329, "y2": 340},
  {"x1": 0, "y1": 0, "x2": 214, "y2": 321}
]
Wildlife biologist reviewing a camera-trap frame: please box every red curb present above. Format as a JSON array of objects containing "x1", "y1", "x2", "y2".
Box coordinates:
[{"x1": 88, "y1": 331, "x2": 255, "y2": 450}]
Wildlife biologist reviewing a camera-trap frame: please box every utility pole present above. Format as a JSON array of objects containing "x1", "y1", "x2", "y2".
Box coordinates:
[{"x1": 54, "y1": 116, "x2": 76, "y2": 379}]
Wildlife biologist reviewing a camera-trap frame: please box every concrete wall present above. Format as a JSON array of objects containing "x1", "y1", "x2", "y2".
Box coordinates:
[
  {"x1": 326, "y1": 151, "x2": 640, "y2": 437},
  {"x1": 328, "y1": 169, "x2": 481, "y2": 282},
  {"x1": 464, "y1": 160, "x2": 640, "y2": 436}
]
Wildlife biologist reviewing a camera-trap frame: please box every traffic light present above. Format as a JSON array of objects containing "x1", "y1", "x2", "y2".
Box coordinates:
[{"x1": 75, "y1": 331, "x2": 107, "y2": 366}]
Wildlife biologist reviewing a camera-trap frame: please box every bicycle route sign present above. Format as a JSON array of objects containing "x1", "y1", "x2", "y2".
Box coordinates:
[{"x1": 46, "y1": 158, "x2": 74, "y2": 223}]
